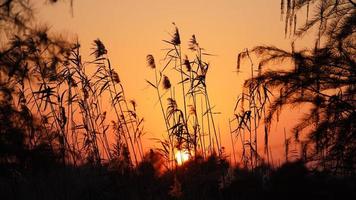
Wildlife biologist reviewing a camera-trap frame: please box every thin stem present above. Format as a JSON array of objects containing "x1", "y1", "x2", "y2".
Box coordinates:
[{"x1": 229, "y1": 120, "x2": 237, "y2": 166}]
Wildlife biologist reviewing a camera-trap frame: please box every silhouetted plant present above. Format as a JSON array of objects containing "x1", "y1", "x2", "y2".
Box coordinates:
[
  {"x1": 232, "y1": 48, "x2": 272, "y2": 169},
  {"x1": 237, "y1": 0, "x2": 355, "y2": 174},
  {"x1": 1, "y1": 8, "x2": 144, "y2": 167},
  {"x1": 147, "y1": 25, "x2": 222, "y2": 169}
]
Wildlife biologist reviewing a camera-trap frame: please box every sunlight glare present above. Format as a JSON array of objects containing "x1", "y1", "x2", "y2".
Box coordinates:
[{"x1": 175, "y1": 150, "x2": 190, "y2": 165}]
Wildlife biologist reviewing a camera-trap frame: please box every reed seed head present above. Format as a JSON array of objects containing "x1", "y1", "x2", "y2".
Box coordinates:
[
  {"x1": 92, "y1": 39, "x2": 107, "y2": 58},
  {"x1": 162, "y1": 75, "x2": 171, "y2": 90},
  {"x1": 183, "y1": 55, "x2": 191, "y2": 72},
  {"x1": 111, "y1": 69, "x2": 120, "y2": 83},
  {"x1": 189, "y1": 34, "x2": 198, "y2": 51},
  {"x1": 146, "y1": 54, "x2": 156, "y2": 69},
  {"x1": 171, "y1": 26, "x2": 181, "y2": 46},
  {"x1": 167, "y1": 97, "x2": 177, "y2": 109}
]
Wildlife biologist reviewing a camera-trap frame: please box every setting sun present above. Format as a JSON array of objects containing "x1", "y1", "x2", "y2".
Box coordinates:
[{"x1": 175, "y1": 150, "x2": 190, "y2": 165}]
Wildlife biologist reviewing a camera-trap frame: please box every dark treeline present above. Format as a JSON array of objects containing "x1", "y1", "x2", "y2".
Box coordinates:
[
  {"x1": 0, "y1": 0, "x2": 355, "y2": 199},
  {"x1": 1, "y1": 153, "x2": 355, "y2": 200}
]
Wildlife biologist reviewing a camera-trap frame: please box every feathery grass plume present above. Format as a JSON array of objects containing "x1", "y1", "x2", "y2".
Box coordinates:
[
  {"x1": 171, "y1": 24, "x2": 181, "y2": 45},
  {"x1": 146, "y1": 54, "x2": 156, "y2": 69},
  {"x1": 111, "y1": 69, "x2": 120, "y2": 83},
  {"x1": 91, "y1": 39, "x2": 107, "y2": 58},
  {"x1": 183, "y1": 55, "x2": 191, "y2": 72},
  {"x1": 162, "y1": 75, "x2": 171, "y2": 90},
  {"x1": 167, "y1": 97, "x2": 178, "y2": 113},
  {"x1": 188, "y1": 34, "x2": 198, "y2": 51}
]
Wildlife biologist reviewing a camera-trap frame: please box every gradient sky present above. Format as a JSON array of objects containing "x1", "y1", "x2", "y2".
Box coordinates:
[{"x1": 36, "y1": 0, "x2": 315, "y2": 164}]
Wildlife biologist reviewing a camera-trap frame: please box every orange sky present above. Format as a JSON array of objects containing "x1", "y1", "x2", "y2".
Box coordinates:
[{"x1": 36, "y1": 0, "x2": 316, "y2": 164}]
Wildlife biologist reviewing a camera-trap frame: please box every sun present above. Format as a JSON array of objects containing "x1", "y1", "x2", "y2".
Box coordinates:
[{"x1": 175, "y1": 150, "x2": 190, "y2": 165}]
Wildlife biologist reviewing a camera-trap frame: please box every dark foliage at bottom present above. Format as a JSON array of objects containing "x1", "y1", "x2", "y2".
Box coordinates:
[{"x1": 0, "y1": 156, "x2": 355, "y2": 200}]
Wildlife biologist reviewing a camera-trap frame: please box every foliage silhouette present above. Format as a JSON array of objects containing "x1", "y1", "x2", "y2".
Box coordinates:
[
  {"x1": 0, "y1": 0, "x2": 144, "y2": 168},
  {"x1": 236, "y1": 0, "x2": 355, "y2": 174}
]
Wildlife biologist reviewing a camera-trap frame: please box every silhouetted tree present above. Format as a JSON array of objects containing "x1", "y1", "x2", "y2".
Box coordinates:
[{"x1": 238, "y1": 0, "x2": 355, "y2": 174}]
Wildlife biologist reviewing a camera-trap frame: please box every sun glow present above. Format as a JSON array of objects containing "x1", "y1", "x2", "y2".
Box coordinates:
[{"x1": 175, "y1": 150, "x2": 190, "y2": 165}]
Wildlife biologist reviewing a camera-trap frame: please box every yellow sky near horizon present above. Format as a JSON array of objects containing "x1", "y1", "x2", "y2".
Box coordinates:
[{"x1": 36, "y1": 0, "x2": 316, "y2": 164}]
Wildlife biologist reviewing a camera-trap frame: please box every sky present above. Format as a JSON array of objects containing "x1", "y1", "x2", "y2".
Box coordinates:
[{"x1": 36, "y1": 0, "x2": 315, "y2": 164}]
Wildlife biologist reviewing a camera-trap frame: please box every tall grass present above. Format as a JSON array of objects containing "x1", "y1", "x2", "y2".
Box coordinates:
[
  {"x1": 1, "y1": 28, "x2": 144, "y2": 167},
  {"x1": 147, "y1": 25, "x2": 222, "y2": 168},
  {"x1": 231, "y1": 49, "x2": 272, "y2": 169}
]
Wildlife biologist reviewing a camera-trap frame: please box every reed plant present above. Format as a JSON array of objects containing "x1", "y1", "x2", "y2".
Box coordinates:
[
  {"x1": 231, "y1": 49, "x2": 272, "y2": 169},
  {"x1": 147, "y1": 25, "x2": 222, "y2": 168},
  {"x1": 1, "y1": 27, "x2": 144, "y2": 167}
]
